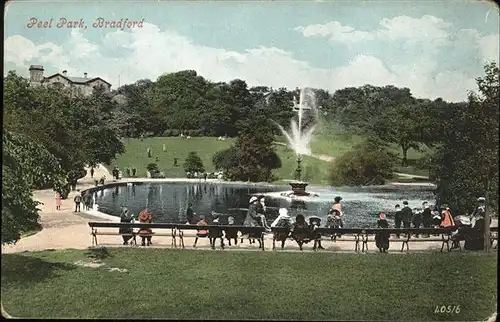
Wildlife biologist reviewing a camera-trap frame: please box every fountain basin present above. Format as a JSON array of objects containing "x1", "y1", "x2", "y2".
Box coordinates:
[{"x1": 279, "y1": 181, "x2": 320, "y2": 198}]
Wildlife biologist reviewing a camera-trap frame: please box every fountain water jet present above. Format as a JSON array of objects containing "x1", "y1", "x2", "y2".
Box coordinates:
[{"x1": 274, "y1": 88, "x2": 320, "y2": 199}]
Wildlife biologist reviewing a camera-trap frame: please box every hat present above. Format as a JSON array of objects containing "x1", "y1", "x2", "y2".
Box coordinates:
[
  {"x1": 334, "y1": 196, "x2": 342, "y2": 202},
  {"x1": 279, "y1": 208, "x2": 288, "y2": 217},
  {"x1": 403, "y1": 201, "x2": 408, "y2": 205},
  {"x1": 249, "y1": 196, "x2": 258, "y2": 204},
  {"x1": 395, "y1": 204, "x2": 401, "y2": 208},
  {"x1": 477, "y1": 197, "x2": 486, "y2": 202},
  {"x1": 379, "y1": 212, "x2": 386, "y2": 220}
]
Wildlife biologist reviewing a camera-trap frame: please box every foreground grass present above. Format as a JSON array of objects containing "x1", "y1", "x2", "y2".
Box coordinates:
[{"x1": 1, "y1": 249, "x2": 497, "y2": 320}]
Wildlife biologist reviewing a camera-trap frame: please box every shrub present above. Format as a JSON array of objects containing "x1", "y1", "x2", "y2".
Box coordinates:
[
  {"x1": 184, "y1": 152, "x2": 205, "y2": 173},
  {"x1": 146, "y1": 163, "x2": 159, "y2": 173},
  {"x1": 162, "y1": 130, "x2": 172, "y2": 137},
  {"x1": 171, "y1": 129, "x2": 180, "y2": 137},
  {"x1": 329, "y1": 141, "x2": 396, "y2": 186}
]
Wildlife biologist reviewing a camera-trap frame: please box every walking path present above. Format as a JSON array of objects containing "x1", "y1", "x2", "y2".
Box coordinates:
[{"x1": 1, "y1": 164, "x2": 496, "y2": 254}]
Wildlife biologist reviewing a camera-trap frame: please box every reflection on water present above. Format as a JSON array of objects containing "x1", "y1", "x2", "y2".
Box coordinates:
[{"x1": 94, "y1": 182, "x2": 434, "y2": 227}]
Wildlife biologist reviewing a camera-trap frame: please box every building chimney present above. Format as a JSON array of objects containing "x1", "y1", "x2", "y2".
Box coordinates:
[
  {"x1": 62, "y1": 70, "x2": 67, "y2": 76},
  {"x1": 84, "y1": 72, "x2": 88, "y2": 78}
]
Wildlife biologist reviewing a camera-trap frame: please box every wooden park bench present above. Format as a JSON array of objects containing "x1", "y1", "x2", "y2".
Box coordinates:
[
  {"x1": 271, "y1": 227, "x2": 457, "y2": 252},
  {"x1": 448, "y1": 226, "x2": 499, "y2": 251},
  {"x1": 175, "y1": 224, "x2": 267, "y2": 250},
  {"x1": 88, "y1": 222, "x2": 180, "y2": 247}
]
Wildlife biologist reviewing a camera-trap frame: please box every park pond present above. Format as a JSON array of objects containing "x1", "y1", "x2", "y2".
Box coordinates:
[{"x1": 92, "y1": 182, "x2": 435, "y2": 227}]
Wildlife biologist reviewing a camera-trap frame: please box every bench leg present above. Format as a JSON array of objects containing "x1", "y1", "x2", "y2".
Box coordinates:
[
  {"x1": 180, "y1": 231, "x2": 185, "y2": 249},
  {"x1": 171, "y1": 228, "x2": 177, "y2": 248},
  {"x1": 272, "y1": 237, "x2": 276, "y2": 251},
  {"x1": 354, "y1": 235, "x2": 360, "y2": 252},
  {"x1": 261, "y1": 234, "x2": 265, "y2": 251}
]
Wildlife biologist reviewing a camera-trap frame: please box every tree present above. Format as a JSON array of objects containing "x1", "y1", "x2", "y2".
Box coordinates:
[
  {"x1": 329, "y1": 140, "x2": 396, "y2": 186},
  {"x1": 183, "y1": 152, "x2": 205, "y2": 173},
  {"x1": 429, "y1": 62, "x2": 499, "y2": 223},
  {"x1": 2, "y1": 130, "x2": 66, "y2": 244}
]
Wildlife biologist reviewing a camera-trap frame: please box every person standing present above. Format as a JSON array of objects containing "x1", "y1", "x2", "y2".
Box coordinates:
[
  {"x1": 73, "y1": 194, "x2": 82, "y2": 212},
  {"x1": 186, "y1": 203, "x2": 196, "y2": 224},
  {"x1": 83, "y1": 191, "x2": 92, "y2": 210},
  {"x1": 401, "y1": 201, "x2": 412, "y2": 229},
  {"x1": 421, "y1": 201, "x2": 432, "y2": 237},
  {"x1": 55, "y1": 191, "x2": 62, "y2": 211},
  {"x1": 90, "y1": 167, "x2": 94, "y2": 179},
  {"x1": 331, "y1": 196, "x2": 344, "y2": 237},
  {"x1": 394, "y1": 204, "x2": 403, "y2": 238},
  {"x1": 375, "y1": 212, "x2": 390, "y2": 253},
  {"x1": 132, "y1": 167, "x2": 137, "y2": 177},
  {"x1": 138, "y1": 209, "x2": 153, "y2": 246},
  {"x1": 243, "y1": 196, "x2": 262, "y2": 246}
]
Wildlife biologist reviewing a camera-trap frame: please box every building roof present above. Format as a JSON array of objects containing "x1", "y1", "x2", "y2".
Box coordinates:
[
  {"x1": 44, "y1": 73, "x2": 112, "y2": 86},
  {"x1": 29, "y1": 65, "x2": 44, "y2": 70}
]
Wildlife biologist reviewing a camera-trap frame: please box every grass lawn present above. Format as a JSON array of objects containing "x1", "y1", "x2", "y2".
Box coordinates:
[
  {"x1": 109, "y1": 137, "x2": 332, "y2": 184},
  {"x1": 1, "y1": 248, "x2": 497, "y2": 320},
  {"x1": 109, "y1": 136, "x2": 430, "y2": 184}
]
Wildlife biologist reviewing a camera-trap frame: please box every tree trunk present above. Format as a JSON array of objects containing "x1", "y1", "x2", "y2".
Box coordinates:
[
  {"x1": 401, "y1": 146, "x2": 408, "y2": 167},
  {"x1": 484, "y1": 178, "x2": 491, "y2": 252}
]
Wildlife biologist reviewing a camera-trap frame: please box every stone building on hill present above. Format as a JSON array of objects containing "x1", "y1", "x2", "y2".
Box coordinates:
[{"x1": 28, "y1": 65, "x2": 112, "y2": 97}]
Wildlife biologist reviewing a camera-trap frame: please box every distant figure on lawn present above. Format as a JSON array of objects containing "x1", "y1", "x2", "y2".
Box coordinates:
[
  {"x1": 147, "y1": 148, "x2": 152, "y2": 158},
  {"x1": 173, "y1": 158, "x2": 178, "y2": 167},
  {"x1": 119, "y1": 207, "x2": 134, "y2": 245},
  {"x1": 375, "y1": 212, "x2": 390, "y2": 253},
  {"x1": 73, "y1": 194, "x2": 82, "y2": 212},
  {"x1": 83, "y1": 191, "x2": 92, "y2": 210},
  {"x1": 204, "y1": 172, "x2": 208, "y2": 181},
  {"x1": 126, "y1": 168, "x2": 131, "y2": 177},
  {"x1": 132, "y1": 167, "x2": 137, "y2": 177},
  {"x1": 138, "y1": 209, "x2": 153, "y2": 246},
  {"x1": 55, "y1": 191, "x2": 62, "y2": 210},
  {"x1": 162, "y1": 144, "x2": 166, "y2": 152},
  {"x1": 155, "y1": 156, "x2": 159, "y2": 162}
]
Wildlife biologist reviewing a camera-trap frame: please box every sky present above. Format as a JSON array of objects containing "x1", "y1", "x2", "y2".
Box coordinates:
[{"x1": 3, "y1": 0, "x2": 499, "y2": 102}]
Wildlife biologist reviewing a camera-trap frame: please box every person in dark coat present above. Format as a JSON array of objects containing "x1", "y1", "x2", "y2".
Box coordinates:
[
  {"x1": 256, "y1": 195, "x2": 271, "y2": 231},
  {"x1": 412, "y1": 208, "x2": 423, "y2": 237},
  {"x1": 208, "y1": 212, "x2": 224, "y2": 249},
  {"x1": 186, "y1": 203, "x2": 196, "y2": 224},
  {"x1": 465, "y1": 197, "x2": 491, "y2": 251},
  {"x1": 375, "y1": 212, "x2": 390, "y2": 252},
  {"x1": 309, "y1": 217, "x2": 324, "y2": 250},
  {"x1": 394, "y1": 204, "x2": 403, "y2": 238},
  {"x1": 119, "y1": 207, "x2": 134, "y2": 245},
  {"x1": 83, "y1": 191, "x2": 92, "y2": 210},
  {"x1": 421, "y1": 201, "x2": 432, "y2": 237},
  {"x1": 291, "y1": 214, "x2": 311, "y2": 251},
  {"x1": 401, "y1": 201, "x2": 412, "y2": 229}
]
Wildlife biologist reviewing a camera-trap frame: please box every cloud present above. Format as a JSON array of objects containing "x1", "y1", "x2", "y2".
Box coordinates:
[{"x1": 3, "y1": 18, "x2": 498, "y2": 103}]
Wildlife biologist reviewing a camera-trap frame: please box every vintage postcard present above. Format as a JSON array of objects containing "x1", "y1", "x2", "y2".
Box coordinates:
[{"x1": 2, "y1": 0, "x2": 498, "y2": 320}]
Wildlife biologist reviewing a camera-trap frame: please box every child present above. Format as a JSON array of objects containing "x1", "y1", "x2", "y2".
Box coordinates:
[
  {"x1": 208, "y1": 212, "x2": 224, "y2": 249},
  {"x1": 309, "y1": 217, "x2": 324, "y2": 250},
  {"x1": 193, "y1": 215, "x2": 209, "y2": 247},
  {"x1": 138, "y1": 209, "x2": 153, "y2": 246},
  {"x1": 225, "y1": 216, "x2": 239, "y2": 246}
]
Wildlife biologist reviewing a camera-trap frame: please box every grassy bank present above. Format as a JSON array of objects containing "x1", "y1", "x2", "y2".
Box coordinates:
[{"x1": 1, "y1": 248, "x2": 497, "y2": 320}]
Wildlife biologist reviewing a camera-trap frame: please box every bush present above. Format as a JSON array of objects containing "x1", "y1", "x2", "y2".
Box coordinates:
[
  {"x1": 162, "y1": 130, "x2": 172, "y2": 137},
  {"x1": 329, "y1": 141, "x2": 396, "y2": 186},
  {"x1": 146, "y1": 163, "x2": 159, "y2": 173},
  {"x1": 170, "y1": 129, "x2": 180, "y2": 137},
  {"x1": 183, "y1": 152, "x2": 205, "y2": 173}
]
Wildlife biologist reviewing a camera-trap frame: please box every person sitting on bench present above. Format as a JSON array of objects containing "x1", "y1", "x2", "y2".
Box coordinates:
[
  {"x1": 138, "y1": 208, "x2": 153, "y2": 246},
  {"x1": 291, "y1": 214, "x2": 311, "y2": 251},
  {"x1": 193, "y1": 215, "x2": 209, "y2": 247},
  {"x1": 225, "y1": 216, "x2": 239, "y2": 246},
  {"x1": 271, "y1": 208, "x2": 293, "y2": 249},
  {"x1": 119, "y1": 207, "x2": 134, "y2": 245},
  {"x1": 309, "y1": 216, "x2": 324, "y2": 250},
  {"x1": 208, "y1": 212, "x2": 224, "y2": 249}
]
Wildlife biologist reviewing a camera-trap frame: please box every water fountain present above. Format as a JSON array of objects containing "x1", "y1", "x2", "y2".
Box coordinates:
[{"x1": 275, "y1": 88, "x2": 320, "y2": 199}]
